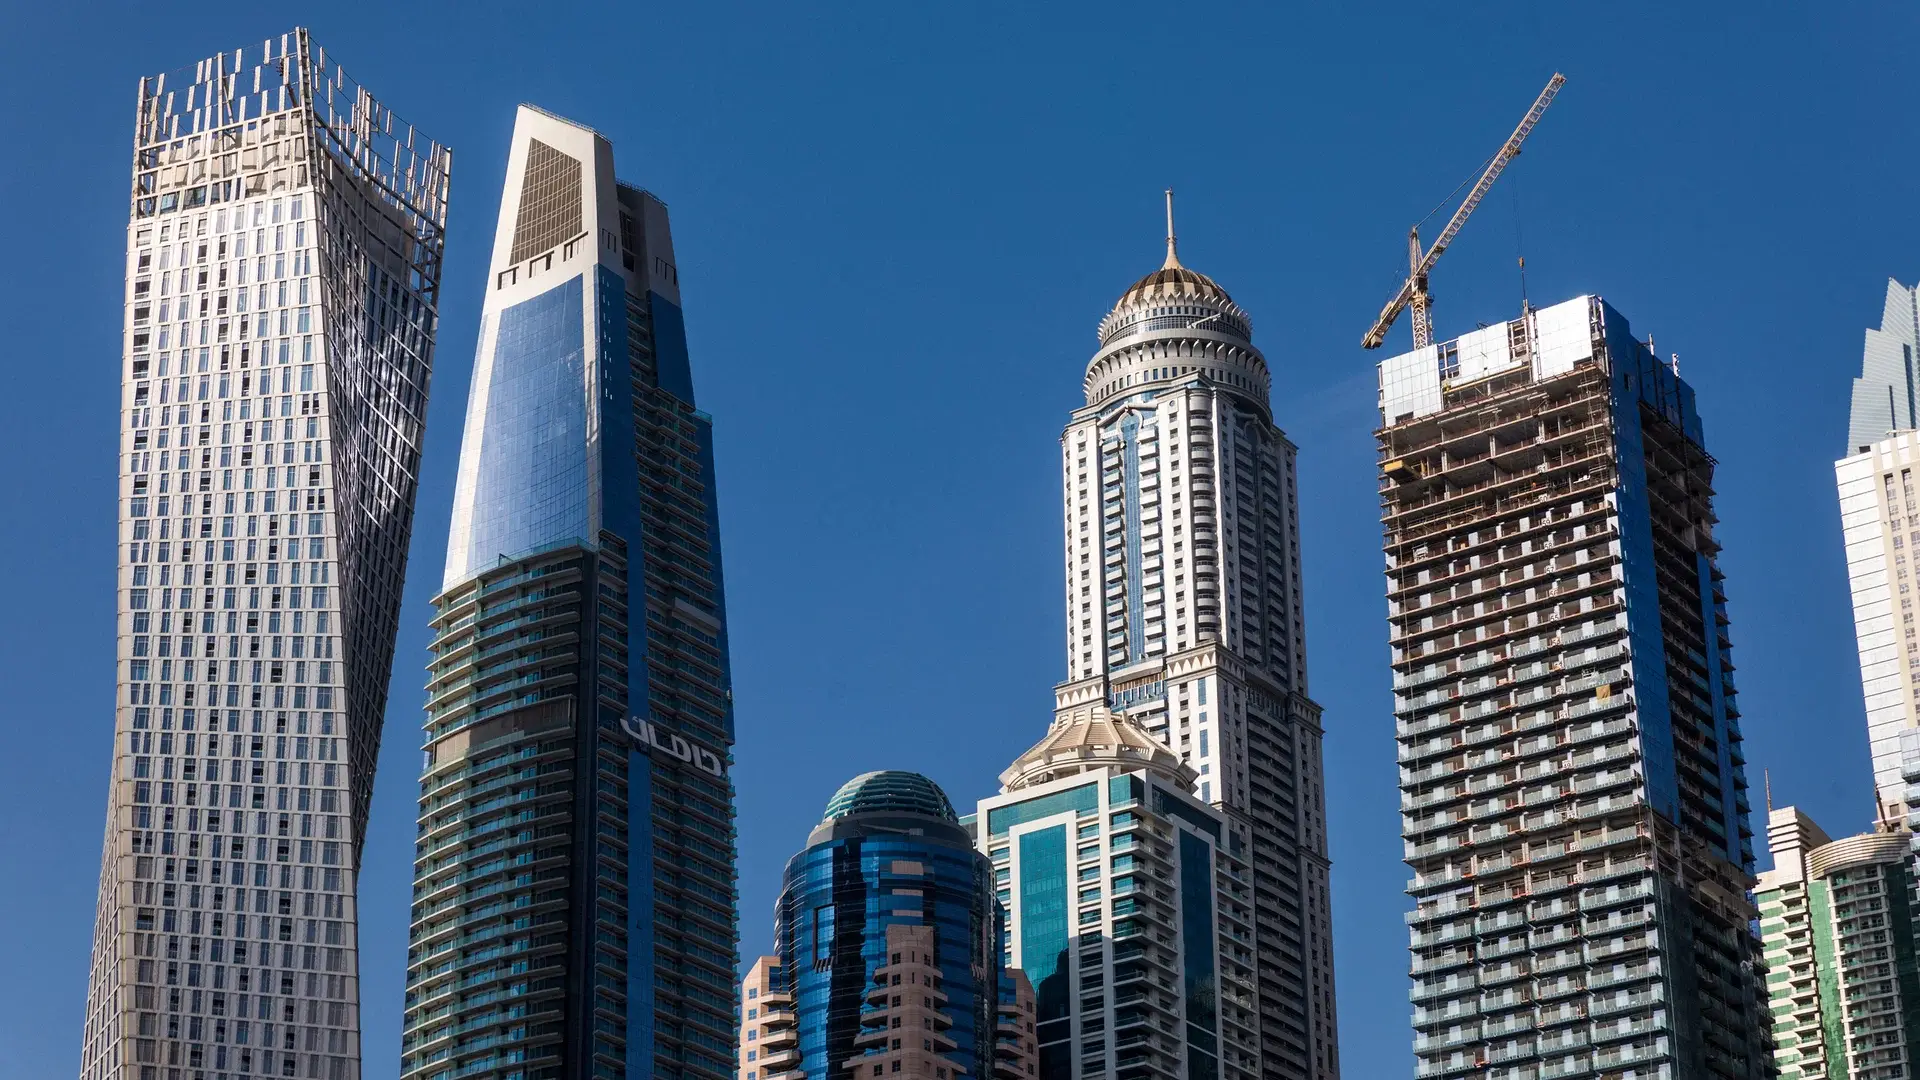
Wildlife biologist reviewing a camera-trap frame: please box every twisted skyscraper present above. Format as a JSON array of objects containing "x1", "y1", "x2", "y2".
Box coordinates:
[
  {"x1": 84, "y1": 29, "x2": 450, "y2": 1080},
  {"x1": 1047, "y1": 196, "x2": 1340, "y2": 1078}
]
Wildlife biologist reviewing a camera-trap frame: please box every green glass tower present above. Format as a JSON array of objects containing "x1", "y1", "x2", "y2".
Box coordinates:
[{"x1": 1758, "y1": 807, "x2": 1920, "y2": 1079}]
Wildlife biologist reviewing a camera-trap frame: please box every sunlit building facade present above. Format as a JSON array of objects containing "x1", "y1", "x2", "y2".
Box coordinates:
[
  {"x1": 737, "y1": 957, "x2": 796, "y2": 1080},
  {"x1": 1836, "y1": 279, "x2": 1920, "y2": 821},
  {"x1": 84, "y1": 29, "x2": 450, "y2": 1080},
  {"x1": 399, "y1": 106, "x2": 737, "y2": 1080},
  {"x1": 1053, "y1": 202, "x2": 1338, "y2": 1078},
  {"x1": 1758, "y1": 806, "x2": 1920, "y2": 1079},
  {"x1": 1377, "y1": 295, "x2": 1771, "y2": 1079},
  {"x1": 978, "y1": 703, "x2": 1259, "y2": 1080}
]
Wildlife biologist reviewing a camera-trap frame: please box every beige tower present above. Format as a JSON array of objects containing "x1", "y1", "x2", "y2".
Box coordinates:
[{"x1": 1052, "y1": 196, "x2": 1338, "y2": 1078}]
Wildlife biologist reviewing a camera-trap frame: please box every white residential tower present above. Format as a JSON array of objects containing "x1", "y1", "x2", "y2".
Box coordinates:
[
  {"x1": 83, "y1": 30, "x2": 450, "y2": 1080},
  {"x1": 1050, "y1": 196, "x2": 1339, "y2": 1078},
  {"x1": 1836, "y1": 279, "x2": 1920, "y2": 821}
]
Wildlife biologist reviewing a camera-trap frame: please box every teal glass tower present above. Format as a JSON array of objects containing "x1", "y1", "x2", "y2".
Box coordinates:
[
  {"x1": 399, "y1": 106, "x2": 737, "y2": 1080},
  {"x1": 975, "y1": 704, "x2": 1259, "y2": 1080}
]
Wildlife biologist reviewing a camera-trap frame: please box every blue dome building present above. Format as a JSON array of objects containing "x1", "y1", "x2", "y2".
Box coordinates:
[{"x1": 765, "y1": 772, "x2": 1008, "y2": 1080}]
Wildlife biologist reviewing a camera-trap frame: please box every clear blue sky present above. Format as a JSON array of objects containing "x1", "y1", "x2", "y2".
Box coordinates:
[{"x1": 2, "y1": 2, "x2": 1914, "y2": 1076}]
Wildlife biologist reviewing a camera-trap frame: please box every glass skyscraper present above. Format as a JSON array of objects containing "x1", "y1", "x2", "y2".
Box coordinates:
[
  {"x1": 1052, "y1": 200, "x2": 1339, "y2": 1078},
  {"x1": 761, "y1": 772, "x2": 1014, "y2": 1080},
  {"x1": 84, "y1": 29, "x2": 450, "y2": 1080},
  {"x1": 399, "y1": 106, "x2": 737, "y2": 1080},
  {"x1": 1377, "y1": 295, "x2": 1771, "y2": 1078}
]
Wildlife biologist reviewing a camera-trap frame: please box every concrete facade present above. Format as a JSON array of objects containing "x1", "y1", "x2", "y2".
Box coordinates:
[
  {"x1": 1378, "y1": 296, "x2": 1771, "y2": 1079},
  {"x1": 1758, "y1": 807, "x2": 1920, "y2": 1079},
  {"x1": 1837, "y1": 282, "x2": 1920, "y2": 820}
]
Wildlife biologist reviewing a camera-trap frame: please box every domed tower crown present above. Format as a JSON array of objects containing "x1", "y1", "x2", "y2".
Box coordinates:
[
  {"x1": 1000, "y1": 703, "x2": 1195, "y2": 792},
  {"x1": 821, "y1": 770, "x2": 958, "y2": 824},
  {"x1": 1083, "y1": 191, "x2": 1269, "y2": 410}
]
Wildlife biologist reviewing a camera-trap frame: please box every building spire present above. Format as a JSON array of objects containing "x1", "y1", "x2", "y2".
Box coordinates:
[{"x1": 1163, "y1": 188, "x2": 1181, "y2": 270}]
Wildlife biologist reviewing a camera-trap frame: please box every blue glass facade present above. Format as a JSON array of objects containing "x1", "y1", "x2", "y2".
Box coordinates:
[
  {"x1": 1119, "y1": 413, "x2": 1145, "y2": 663},
  {"x1": 1177, "y1": 832, "x2": 1218, "y2": 1080},
  {"x1": 772, "y1": 774, "x2": 1000, "y2": 1080},
  {"x1": 451, "y1": 275, "x2": 590, "y2": 580},
  {"x1": 1600, "y1": 300, "x2": 1749, "y2": 869},
  {"x1": 405, "y1": 114, "x2": 737, "y2": 1080},
  {"x1": 1017, "y1": 827, "x2": 1071, "y2": 1032}
]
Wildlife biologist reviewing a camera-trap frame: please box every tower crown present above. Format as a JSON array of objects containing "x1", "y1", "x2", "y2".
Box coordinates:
[
  {"x1": 1096, "y1": 191, "x2": 1251, "y2": 348},
  {"x1": 821, "y1": 770, "x2": 958, "y2": 824},
  {"x1": 1000, "y1": 703, "x2": 1194, "y2": 792}
]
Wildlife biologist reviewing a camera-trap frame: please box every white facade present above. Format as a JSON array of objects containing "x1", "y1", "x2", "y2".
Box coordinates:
[
  {"x1": 1053, "y1": 220, "x2": 1338, "y2": 1079},
  {"x1": 82, "y1": 31, "x2": 449, "y2": 1080},
  {"x1": 1836, "y1": 433, "x2": 1920, "y2": 820},
  {"x1": 1837, "y1": 280, "x2": 1920, "y2": 822}
]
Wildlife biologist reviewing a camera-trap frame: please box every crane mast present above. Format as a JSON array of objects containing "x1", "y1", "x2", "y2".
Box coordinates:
[{"x1": 1361, "y1": 73, "x2": 1567, "y2": 350}]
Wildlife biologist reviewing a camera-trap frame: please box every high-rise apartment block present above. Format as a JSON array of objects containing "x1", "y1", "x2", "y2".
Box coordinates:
[
  {"x1": 977, "y1": 703, "x2": 1259, "y2": 1080},
  {"x1": 1377, "y1": 295, "x2": 1771, "y2": 1078},
  {"x1": 85, "y1": 30, "x2": 449, "y2": 1080},
  {"x1": 1757, "y1": 807, "x2": 1920, "y2": 1079},
  {"x1": 400, "y1": 107, "x2": 737, "y2": 1080},
  {"x1": 1052, "y1": 201, "x2": 1338, "y2": 1078},
  {"x1": 738, "y1": 957, "x2": 797, "y2": 1080},
  {"x1": 1836, "y1": 279, "x2": 1920, "y2": 820},
  {"x1": 761, "y1": 772, "x2": 1025, "y2": 1080}
]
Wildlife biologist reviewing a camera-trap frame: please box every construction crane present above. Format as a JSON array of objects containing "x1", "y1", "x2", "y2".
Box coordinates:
[{"x1": 1361, "y1": 73, "x2": 1567, "y2": 350}]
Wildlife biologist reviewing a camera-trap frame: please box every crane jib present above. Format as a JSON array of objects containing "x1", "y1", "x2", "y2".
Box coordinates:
[{"x1": 1360, "y1": 73, "x2": 1567, "y2": 351}]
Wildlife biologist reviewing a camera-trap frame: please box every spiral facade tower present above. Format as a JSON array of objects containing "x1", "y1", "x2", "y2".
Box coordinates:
[{"x1": 84, "y1": 30, "x2": 450, "y2": 1080}]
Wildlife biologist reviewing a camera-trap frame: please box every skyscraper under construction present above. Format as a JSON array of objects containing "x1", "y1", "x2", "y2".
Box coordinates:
[{"x1": 1377, "y1": 295, "x2": 1771, "y2": 1079}]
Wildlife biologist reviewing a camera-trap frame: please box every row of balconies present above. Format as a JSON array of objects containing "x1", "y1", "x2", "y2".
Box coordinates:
[
  {"x1": 1407, "y1": 859, "x2": 1656, "y2": 921},
  {"x1": 1395, "y1": 680, "x2": 1632, "y2": 744},
  {"x1": 1394, "y1": 546, "x2": 1616, "y2": 628},
  {"x1": 1398, "y1": 702, "x2": 1633, "y2": 778}
]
